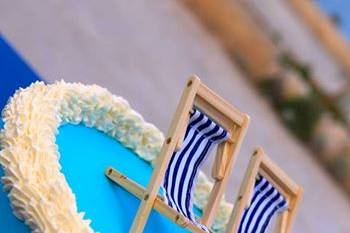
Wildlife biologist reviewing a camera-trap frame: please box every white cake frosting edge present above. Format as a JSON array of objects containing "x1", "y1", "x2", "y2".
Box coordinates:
[{"x1": 0, "y1": 81, "x2": 233, "y2": 233}]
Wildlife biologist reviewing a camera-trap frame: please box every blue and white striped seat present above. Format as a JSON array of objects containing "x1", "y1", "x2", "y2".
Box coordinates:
[
  {"x1": 238, "y1": 176, "x2": 288, "y2": 233},
  {"x1": 162, "y1": 109, "x2": 229, "y2": 231}
]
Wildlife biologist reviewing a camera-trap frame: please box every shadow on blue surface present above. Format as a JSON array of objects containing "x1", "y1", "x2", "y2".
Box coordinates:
[{"x1": 58, "y1": 124, "x2": 190, "y2": 233}]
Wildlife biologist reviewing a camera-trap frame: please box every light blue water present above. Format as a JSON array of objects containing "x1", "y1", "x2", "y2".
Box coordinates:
[{"x1": 0, "y1": 122, "x2": 191, "y2": 233}]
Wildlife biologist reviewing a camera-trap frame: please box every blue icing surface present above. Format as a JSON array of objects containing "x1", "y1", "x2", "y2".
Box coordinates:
[
  {"x1": 0, "y1": 36, "x2": 200, "y2": 232},
  {"x1": 0, "y1": 122, "x2": 191, "y2": 233}
]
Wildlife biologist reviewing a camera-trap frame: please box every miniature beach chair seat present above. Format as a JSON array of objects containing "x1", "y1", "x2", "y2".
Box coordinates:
[
  {"x1": 105, "y1": 76, "x2": 250, "y2": 233},
  {"x1": 161, "y1": 108, "x2": 229, "y2": 232},
  {"x1": 226, "y1": 148, "x2": 303, "y2": 233},
  {"x1": 237, "y1": 175, "x2": 288, "y2": 233}
]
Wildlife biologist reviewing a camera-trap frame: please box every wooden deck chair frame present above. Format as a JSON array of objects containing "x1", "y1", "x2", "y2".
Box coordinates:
[
  {"x1": 106, "y1": 75, "x2": 250, "y2": 233},
  {"x1": 226, "y1": 148, "x2": 303, "y2": 233}
]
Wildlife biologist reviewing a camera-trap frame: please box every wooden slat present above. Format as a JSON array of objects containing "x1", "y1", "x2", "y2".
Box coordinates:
[
  {"x1": 225, "y1": 148, "x2": 302, "y2": 233},
  {"x1": 201, "y1": 115, "x2": 249, "y2": 226},
  {"x1": 212, "y1": 142, "x2": 229, "y2": 180},
  {"x1": 174, "y1": 76, "x2": 202, "y2": 150},
  {"x1": 194, "y1": 95, "x2": 236, "y2": 142},
  {"x1": 277, "y1": 211, "x2": 289, "y2": 233},
  {"x1": 240, "y1": 149, "x2": 264, "y2": 209},
  {"x1": 129, "y1": 76, "x2": 201, "y2": 233},
  {"x1": 201, "y1": 141, "x2": 234, "y2": 226},
  {"x1": 111, "y1": 76, "x2": 250, "y2": 232},
  {"x1": 225, "y1": 148, "x2": 263, "y2": 233},
  {"x1": 105, "y1": 168, "x2": 208, "y2": 233},
  {"x1": 176, "y1": 111, "x2": 191, "y2": 151},
  {"x1": 196, "y1": 82, "x2": 246, "y2": 126},
  {"x1": 260, "y1": 155, "x2": 300, "y2": 196},
  {"x1": 285, "y1": 186, "x2": 303, "y2": 233}
]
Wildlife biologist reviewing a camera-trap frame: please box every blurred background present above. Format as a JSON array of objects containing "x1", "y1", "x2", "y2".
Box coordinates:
[{"x1": 0, "y1": 0, "x2": 350, "y2": 232}]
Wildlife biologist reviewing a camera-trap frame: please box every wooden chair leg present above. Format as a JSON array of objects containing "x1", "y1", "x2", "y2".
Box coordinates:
[
  {"x1": 225, "y1": 149, "x2": 263, "y2": 233},
  {"x1": 105, "y1": 167, "x2": 208, "y2": 233},
  {"x1": 128, "y1": 77, "x2": 201, "y2": 233},
  {"x1": 201, "y1": 116, "x2": 249, "y2": 227}
]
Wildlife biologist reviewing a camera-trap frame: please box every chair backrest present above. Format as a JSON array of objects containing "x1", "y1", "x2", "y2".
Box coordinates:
[
  {"x1": 129, "y1": 76, "x2": 250, "y2": 233},
  {"x1": 237, "y1": 176, "x2": 288, "y2": 233},
  {"x1": 162, "y1": 109, "x2": 229, "y2": 230},
  {"x1": 226, "y1": 148, "x2": 302, "y2": 233}
]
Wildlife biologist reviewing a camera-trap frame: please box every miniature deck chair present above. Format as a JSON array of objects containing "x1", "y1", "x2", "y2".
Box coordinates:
[
  {"x1": 105, "y1": 76, "x2": 250, "y2": 233},
  {"x1": 226, "y1": 148, "x2": 303, "y2": 233}
]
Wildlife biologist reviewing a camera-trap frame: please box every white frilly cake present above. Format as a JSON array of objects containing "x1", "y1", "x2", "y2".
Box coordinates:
[{"x1": 0, "y1": 81, "x2": 233, "y2": 233}]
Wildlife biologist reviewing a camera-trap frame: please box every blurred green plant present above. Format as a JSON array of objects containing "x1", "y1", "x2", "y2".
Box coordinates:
[
  {"x1": 260, "y1": 78, "x2": 323, "y2": 141},
  {"x1": 279, "y1": 53, "x2": 311, "y2": 81},
  {"x1": 276, "y1": 96, "x2": 324, "y2": 141},
  {"x1": 280, "y1": 53, "x2": 347, "y2": 123}
]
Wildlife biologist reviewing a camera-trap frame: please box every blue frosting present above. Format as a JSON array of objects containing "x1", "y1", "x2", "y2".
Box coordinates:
[{"x1": 0, "y1": 122, "x2": 190, "y2": 233}]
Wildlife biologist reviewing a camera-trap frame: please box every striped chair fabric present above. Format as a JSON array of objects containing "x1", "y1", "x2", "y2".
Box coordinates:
[
  {"x1": 238, "y1": 176, "x2": 288, "y2": 233},
  {"x1": 162, "y1": 109, "x2": 229, "y2": 232}
]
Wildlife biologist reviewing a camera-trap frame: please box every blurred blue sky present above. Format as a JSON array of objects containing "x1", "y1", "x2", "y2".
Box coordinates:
[{"x1": 316, "y1": 0, "x2": 350, "y2": 42}]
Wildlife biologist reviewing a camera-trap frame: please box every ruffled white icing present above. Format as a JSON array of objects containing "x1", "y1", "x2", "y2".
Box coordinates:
[{"x1": 0, "y1": 81, "x2": 232, "y2": 233}]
